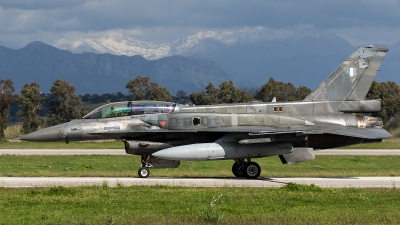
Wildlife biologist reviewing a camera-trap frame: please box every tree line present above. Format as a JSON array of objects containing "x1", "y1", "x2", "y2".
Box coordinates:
[
  {"x1": 1, "y1": 79, "x2": 88, "y2": 137},
  {"x1": 188, "y1": 78, "x2": 311, "y2": 105},
  {"x1": 1, "y1": 76, "x2": 400, "y2": 139}
]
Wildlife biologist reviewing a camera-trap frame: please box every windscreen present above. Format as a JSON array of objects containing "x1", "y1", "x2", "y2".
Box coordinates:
[{"x1": 83, "y1": 101, "x2": 176, "y2": 119}]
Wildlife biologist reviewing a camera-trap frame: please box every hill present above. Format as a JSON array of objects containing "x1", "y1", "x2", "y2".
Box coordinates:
[
  {"x1": 52, "y1": 26, "x2": 357, "y2": 89},
  {"x1": 0, "y1": 42, "x2": 232, "y2": 94}
]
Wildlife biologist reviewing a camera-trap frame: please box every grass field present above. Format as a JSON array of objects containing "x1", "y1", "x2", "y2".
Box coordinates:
[
  {"x1": 341, "y1": 138, "x2": 400, "y2": 149},
  {"x1": 0, "y1": 184, "x2": 399, "y2": 224},
  {"x1": 0, "y1": 150, "x2": 399, "y2": 224},
  {"x1": 1, "y1": 155, "x2": 399, "y2": 177},
  {"x1": 0, "y1": 140, "x2": 125, "y2": 149},
  {"x1": 3, "y1": 125, "x2": 400, "y2": 224},
  {"x1": 2, "y1": 138, "x2": 400, "y2": 149}
]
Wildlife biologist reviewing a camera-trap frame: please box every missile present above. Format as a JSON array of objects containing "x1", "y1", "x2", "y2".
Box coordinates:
[{"x1": 152, "y1": 142, "x2": 292, "y2": 161}]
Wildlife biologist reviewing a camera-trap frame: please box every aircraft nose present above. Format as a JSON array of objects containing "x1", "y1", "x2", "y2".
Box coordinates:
[{"x1": 20, "y1": 124, "x2": 66, "y2": 142}]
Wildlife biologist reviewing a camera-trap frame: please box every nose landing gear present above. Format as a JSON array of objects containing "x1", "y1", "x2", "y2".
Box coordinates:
[
  {"x1": 138, "y1": 167, "x2": 150, "y2": 178},
  {"x1": 138, "y1": 155, "x2": 151, "y2": 178}
]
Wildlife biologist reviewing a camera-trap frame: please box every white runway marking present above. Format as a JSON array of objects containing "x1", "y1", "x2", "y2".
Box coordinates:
[{"x1": 1, "y1": 177, "x2": 399, "y2": 188}]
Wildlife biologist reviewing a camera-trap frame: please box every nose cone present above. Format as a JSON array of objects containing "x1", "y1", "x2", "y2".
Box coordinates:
[{"x1": 20, "y1": 124, "x2": 66, "y2": 142}]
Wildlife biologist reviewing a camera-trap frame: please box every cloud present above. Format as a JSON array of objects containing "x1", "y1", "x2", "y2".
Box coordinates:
[
  {"x1": 0, "y1": 0, "x2": 400, "y2": 46},
  {"x1": 0, "y1": 0, "x2": 87, "y2": 10},
  {"x1": 73, "y1": 0, "x2": 399, "y2": 30},
  {"x1": 331, "y1": 26, "x2": 400, "y2": 46}
]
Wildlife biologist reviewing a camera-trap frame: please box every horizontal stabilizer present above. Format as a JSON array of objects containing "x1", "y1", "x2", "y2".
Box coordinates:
[
  {"x1": 324, "y1": 127, "x2": 391, "y2": 139},
  {"x1": 337, "y1": 100, "x2": 381, "y2": 113}
]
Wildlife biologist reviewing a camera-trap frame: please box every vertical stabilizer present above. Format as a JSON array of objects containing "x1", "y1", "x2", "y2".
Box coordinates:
[{"x1": 304, "y1": 46, "x2": 389, "y2": 101}]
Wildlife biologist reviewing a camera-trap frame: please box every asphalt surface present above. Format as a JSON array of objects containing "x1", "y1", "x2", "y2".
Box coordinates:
[
  {"x1": 1, "y1": 177, "x2": 399, "y2": 188},
  {"x1": 2, "y1": 149, "x2": 400, "y2": 155}
]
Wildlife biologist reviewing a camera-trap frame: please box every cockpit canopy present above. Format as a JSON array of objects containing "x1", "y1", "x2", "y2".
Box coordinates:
[{"x1": 83, "y1": 101, "x2": 176, "y2": 119}]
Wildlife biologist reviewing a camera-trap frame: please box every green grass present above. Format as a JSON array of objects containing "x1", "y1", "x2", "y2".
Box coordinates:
[
  {"x1": 1, "y1": 155, "x2": 399, "y2": 177},
  {"x1": 0, "y1": 140, "x2": 125, "y2": 149},
  {"x1": 0, "y1": 185, "x2": 399, "y2": 224},
  {"x1": 3, "y1": 137, "x2": 400, "y2": 149},
  {"x1": 338, "y1": 140, "x2": 400, "y2": 149}
]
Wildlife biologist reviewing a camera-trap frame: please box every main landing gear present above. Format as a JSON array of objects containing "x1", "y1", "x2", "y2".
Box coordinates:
[
  {"x1": 137, "y1": 154, "x2": 262, "y2": 179},
  {"x1": 232, "y1": 159, "x2": 261, "y2": 179}
]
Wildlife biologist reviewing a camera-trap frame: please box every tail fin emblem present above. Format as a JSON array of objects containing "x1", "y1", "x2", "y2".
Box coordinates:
[{"x1": 347, "y1": 68, "x2": 356, "y2": 77}]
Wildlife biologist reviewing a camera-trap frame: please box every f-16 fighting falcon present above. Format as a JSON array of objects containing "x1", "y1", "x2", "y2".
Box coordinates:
[{"x1": 20, "y1": 46, "x2": 391, "y2": 179}]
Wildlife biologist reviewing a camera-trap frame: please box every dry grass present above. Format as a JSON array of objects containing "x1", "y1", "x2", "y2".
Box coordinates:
[
  {"x1": 383, "y1": 137, "x2": 400, "y2": 142},
  {"x1": 4, "y1": 123, "x2": 23, "y2": 139}
]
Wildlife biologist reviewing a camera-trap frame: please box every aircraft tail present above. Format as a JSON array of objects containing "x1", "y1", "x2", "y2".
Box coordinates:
[{"x1": 304, "y1": 46, "x2": 389, "y2": 101}]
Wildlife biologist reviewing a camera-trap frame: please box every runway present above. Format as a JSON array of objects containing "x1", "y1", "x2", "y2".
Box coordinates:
[
  {"x1": 1, "y1": 177, "x2": 399, "y2": 188},
  {"x1": 1, "y1": 149, "x2": 400, "y2": 155}
]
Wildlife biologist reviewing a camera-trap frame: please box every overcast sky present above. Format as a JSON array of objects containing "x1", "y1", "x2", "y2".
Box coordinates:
[{"x1": 1, "y1": 0, "x2": 400, "y2": 48}]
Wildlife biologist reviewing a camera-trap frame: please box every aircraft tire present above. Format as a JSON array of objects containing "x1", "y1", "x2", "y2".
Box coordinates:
[
  {"x1": 138, "y1": 167, "x2": 150, "y2": 178},
  {"x1": 232, "y1": 162, "x2": 245, "y2": 177},
  {"x1": 244, "y1": 162, "x2": 261, "y2": 179}
]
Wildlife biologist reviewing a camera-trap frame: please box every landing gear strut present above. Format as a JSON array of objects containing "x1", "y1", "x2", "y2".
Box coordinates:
[
  {"x1": 138, "y1": 155, "x2": 152, "y2": 178},
  {"x1": 232, "y1": 158, "x2": 261, "y2": 179}
]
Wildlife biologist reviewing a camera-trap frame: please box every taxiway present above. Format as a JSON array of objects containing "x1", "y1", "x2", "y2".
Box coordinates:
[{"x1": 1, "y1": 177, "x2": 399, "y2": 188}]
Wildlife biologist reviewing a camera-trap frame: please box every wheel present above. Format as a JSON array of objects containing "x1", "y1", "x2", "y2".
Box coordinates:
[
  {"x1": 138, "y1": 167, "x2": 150, "y2": 178},
  {"x1": 244, "y1": 162, "x2": 261, "y2": 179},
  {"x1": 232, "y1": 162, "x2": 245, "y2": 177}
]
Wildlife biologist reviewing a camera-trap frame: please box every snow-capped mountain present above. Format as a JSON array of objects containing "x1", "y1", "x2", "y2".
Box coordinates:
[
  {"x1": 51, "y1": 26, "x2": 357, "y2": 89},
  {"x1": 54, "y1": 32, "x2": 171, "y2": 59},
  {"x1": 3, "y1": 26, "x2": 398, "y2": 96},
  {"x1": 53, "y1": 26, "x2": 338, "y2": 60}
]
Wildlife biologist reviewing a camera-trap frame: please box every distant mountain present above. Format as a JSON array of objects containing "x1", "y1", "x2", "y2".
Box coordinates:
[
  {"x1": 54, "y1": 33, "x2": 172, "y2": 60},
  {"x1": 53, "y1": 26, "x2": 350, "y2": 59},
  {"x1": 3, "y1": 26, "x2": 398, "y2": 96},
  {"x1": 52, "y1": 26, "x2": 358, "y2": 89},
  {"x1": 0, "y1": 42, "x2": 232, "y2": 94}
]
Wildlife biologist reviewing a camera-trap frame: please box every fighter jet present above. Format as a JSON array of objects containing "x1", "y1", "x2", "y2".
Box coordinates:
[{"x1": 20, "y1": 46, "x2": 391, "y2": 179}]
